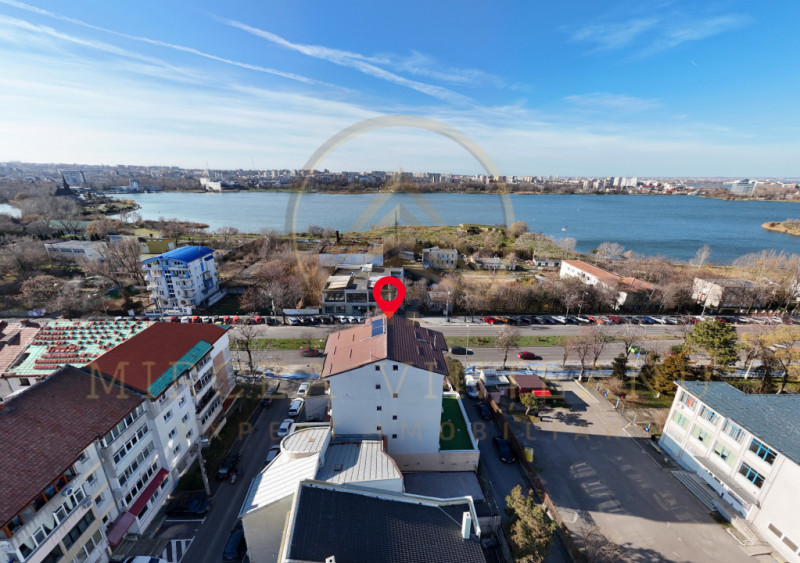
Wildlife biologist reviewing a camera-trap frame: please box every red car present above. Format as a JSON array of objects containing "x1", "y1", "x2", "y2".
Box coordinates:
[
  {"x1": 517, "y1": 351, "x2": 541, "y2": 360},
  {"x1": 482, "y1": 316, "x2": 496, "y2": 324},
  {"x1": 300, "y1": 348, "x2": 319, "y2": 357}
]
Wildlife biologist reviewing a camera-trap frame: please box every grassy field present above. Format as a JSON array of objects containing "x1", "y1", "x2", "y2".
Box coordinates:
[
  {"x1": 445, "y1": 335, "x2": 566, "y2": 348},
  {"x1": 230, "y1": 337, "x2": 326, "y2": 351}
]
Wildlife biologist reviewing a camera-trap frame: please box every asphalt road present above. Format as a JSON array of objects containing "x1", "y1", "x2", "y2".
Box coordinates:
[{"x1": 158, "y1": 384, "x2": 301, "y2": 563}]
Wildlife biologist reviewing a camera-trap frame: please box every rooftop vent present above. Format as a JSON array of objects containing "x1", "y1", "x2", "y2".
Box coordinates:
[{"x1": 461, "y1": 511, "x2": 472, "y2": 539}]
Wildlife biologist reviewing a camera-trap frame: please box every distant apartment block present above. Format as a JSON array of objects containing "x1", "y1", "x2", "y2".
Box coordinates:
[
  {"x1": 143, "y1": 246, "x2": 223, "y2": 314},
  {"x1": 730, "y1": 179, "x2": 758, "y2": 195},
  {"x1": 660, "y1": 381, "x2": 800, "y2": 562},
  {"x1": 559, "y1": 259, "x2": 655, "y2": 310},
  {"x1": 422, "y1": 246, "x2": 458, "y2": 269},
  {"x1": 321, "y1": 265, "x2": 404, "y2": 316}
]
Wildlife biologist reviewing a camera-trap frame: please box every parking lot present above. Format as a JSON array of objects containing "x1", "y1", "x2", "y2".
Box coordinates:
[{"x1": 525, "y1": 381, "x2": 754, "y2": 562}]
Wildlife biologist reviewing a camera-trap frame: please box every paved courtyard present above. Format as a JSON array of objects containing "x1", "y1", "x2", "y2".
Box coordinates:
[{"x1": 518, "y1": 380, "x2": 755, "y2": 562}]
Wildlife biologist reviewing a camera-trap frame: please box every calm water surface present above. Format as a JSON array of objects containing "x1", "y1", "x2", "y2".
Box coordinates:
[{"x1": 124, "y1": 192, "x2": 800, "y2": 263}]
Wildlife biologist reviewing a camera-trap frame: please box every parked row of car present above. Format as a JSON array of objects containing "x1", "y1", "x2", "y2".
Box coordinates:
[{"x1": 481, "y1": 314, "x2": 800, "y2": 326}]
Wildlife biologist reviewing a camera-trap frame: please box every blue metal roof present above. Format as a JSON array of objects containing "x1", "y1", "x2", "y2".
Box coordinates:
[
  {"x1": 677, "y1": 381, "x2": 800, "y2": 466},
  {"x1": 143, "y1": 246, "x2": 213, "y2": 264}
]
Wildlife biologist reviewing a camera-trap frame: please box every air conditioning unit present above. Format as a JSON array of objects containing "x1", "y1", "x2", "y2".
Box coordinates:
[
  {"x1": 61, "y1": 485, "x2": 74, "y2": 496},
  {"x1": 82, "y1": 498, "x2": 92, "y2": 509}
]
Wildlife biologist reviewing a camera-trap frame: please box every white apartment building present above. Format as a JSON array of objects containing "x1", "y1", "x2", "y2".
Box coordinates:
[
  {"x1": 422, "y1": 246, "x2": 458, "y2": 270},
  {"x1": 143, "y1": 246, "x2": 222, "y2": 314},
  {"x1": 0, "y1": 366, "x2": 149, "y2": 563},
  {"x1": 322, "y1": 315, "x2": 478, "y2": 471},
  {"x1": 320, "y1": 265, "x2": 404, "y2": 316},
  {"x1": 660, "y1": 381, "x2": 800, "y2": 562},
  {"x1": 44, "y1": 240, "x2": 106, "y2": 262},
  {"x1": 559, "y1": 259, "x2": 654, "y2": 310}
]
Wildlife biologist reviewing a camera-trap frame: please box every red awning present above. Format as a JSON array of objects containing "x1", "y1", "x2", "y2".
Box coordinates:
[
  {"x1": 532, "y1": 390, "x2": 552, "y2": 397},
  {"x1": 106, "y1": 512, "x2": 136, "y2": 547},
  {"x1": 129, "y1": 468, "x2": 169, "y2": 516}
]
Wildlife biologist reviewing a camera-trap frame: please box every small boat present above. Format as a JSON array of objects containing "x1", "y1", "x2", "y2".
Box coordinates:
[{"x1": 561, "y1": 226, "x2": 567, "y2": 231}]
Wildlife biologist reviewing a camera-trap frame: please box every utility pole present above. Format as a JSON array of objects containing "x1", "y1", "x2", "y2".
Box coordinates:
[{"x1": 194, "y1": 444, "x2": 212, "y2": 496}]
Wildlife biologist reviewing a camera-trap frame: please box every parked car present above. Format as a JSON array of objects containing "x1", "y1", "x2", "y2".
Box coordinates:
[
  {"x1": 265, "y1": 445, "x2": 281, "y2": 466},
  {"x1": 164, "y1": 492, "x2": 211, "y2": 518},
  {"x1": 475, "y1": 403, "x2": 492, "y2": 420},
  {"x1": 517, "y1": 351, "x2": 541, "y2": 360},
  {"x1": 482, "y1": 316, "x2": 496, "y2": 324},
  {"x1": 123, "y1": 557, "x2": 170, "y2": 563},
  {"x1": 450, "y1": 346, "x2": 468, "y2": 355},
  {"x1": 288, "y1": 398, "x2": 305, "y2": 417},
  {"x1": 493, "y1": 437, "x2": 516, "y2": 463},
  {"x1": 300, "y1": 347, "x2": 319, "y2": 357},
  {"x1": 215, "y1": 453, "x2": 241, "y2": 481},
  {"x1": 466, "y1": 384, "x2": 479, "y2": 399},
  {"x1": 297, "y1": 382, "x2": 310, "y2": 397},
  {"x1": 222, "y1": 522, "x2": 247, "y2": 562},
  {"x1": 276, "y1": 418, "x2": 293, "y2": 438}
]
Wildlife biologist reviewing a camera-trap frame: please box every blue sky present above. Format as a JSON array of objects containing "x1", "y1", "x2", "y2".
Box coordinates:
[{"x1": 0, "y1": 0, "x2": 798, "y2": 176}]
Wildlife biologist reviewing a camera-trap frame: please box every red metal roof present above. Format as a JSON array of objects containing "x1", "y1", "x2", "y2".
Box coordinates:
[
  {"x1": 86, "y1": 323, "x2": 227, "y2": 394},
  {"x1": 129, "y1": 467, "x2": 169, "y2": 516},
  {"x1": 106, "y1": 512, "x2": 136, "y2": 547},
  {"x1": 0, "y1": 366, "x2": 143, "y2": 527}
]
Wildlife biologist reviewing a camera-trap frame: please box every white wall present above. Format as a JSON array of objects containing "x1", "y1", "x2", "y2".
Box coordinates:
[
  {"x1": 329, "y1": 359, "x2": 443, "y2": 455},
  {"x1": 752, "y1": 459, "x2": 800, "y2": 562}
]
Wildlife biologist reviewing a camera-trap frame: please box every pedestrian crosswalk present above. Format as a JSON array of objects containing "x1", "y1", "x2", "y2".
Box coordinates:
[{"x1": 161, "y1": 538, "x2": 193, "y2": 563}]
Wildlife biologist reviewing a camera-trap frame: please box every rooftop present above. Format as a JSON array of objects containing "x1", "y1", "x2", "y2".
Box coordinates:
[
  {"x1": 323, "y1": 265, "x2": 404, "y2": 292},
  {"x1": 697, "y1": 277, "x2": 754, "y2": 288},
  {"x1": 322, "y1": 315, "x2": 448, "y2": 378},
  {"x1": 563, "y1": 259, "x2": 654, "y2": 292},
  {"x1": 86, "y1": 322, "x2": 226, "y2": 396},
  {"x1": 508, "y1": 372, "x2": 548, "y2": 391},
  {"x1": 0, "y1": 321, "x2": 42, "y2": 378},
  {"x1": 285, "y1": 482, "x2": 486, "y2": 563},
  {"x1": 4, "y1": 320, "x2": 150, "y2": 377},
  {"x1": 440, "y1": 396, "x2": 474, "y2": 451},
  {"x1": 317, "y1": 440, "x2": 403, "y2": 485},
  {"x1": 0, "y1": 366, "x2": 143, "y2": 526},
  {"x1": 143, "y1": 245, "x2": 213, "y2": 264},
  {"x1": 677, "y1": 381, "x2": 800, "y2": 465}
]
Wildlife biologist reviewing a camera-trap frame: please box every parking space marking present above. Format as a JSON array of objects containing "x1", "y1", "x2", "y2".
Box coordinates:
[{"x1": 161, "y1": 538, "x2": 193, "y2": 563}]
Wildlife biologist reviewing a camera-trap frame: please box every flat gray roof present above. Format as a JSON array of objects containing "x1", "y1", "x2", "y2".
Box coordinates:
[{"x1": 677, "y1": 381, "x2": 800, "y2": 465}]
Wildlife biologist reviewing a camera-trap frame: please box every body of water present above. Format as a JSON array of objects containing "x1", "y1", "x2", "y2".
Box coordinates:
[
  {"x1": 0, "y1": 203, "x2": 21, "y2": 217},
  {"x1": 123, "y1": 192, "x2": 799, "y2": 263}
]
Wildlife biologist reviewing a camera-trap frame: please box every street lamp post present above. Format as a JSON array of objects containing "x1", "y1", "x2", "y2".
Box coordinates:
[
  {"x1": 578, "y1": 291, "x2": 588, "y2": 317},
  {"x1": 446, "y1": 291, "x2": 451, "y2": 323}
]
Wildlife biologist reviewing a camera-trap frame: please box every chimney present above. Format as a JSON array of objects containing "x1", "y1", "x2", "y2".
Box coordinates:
[
  {"x1": 461, "y1": 511, "x2": 472, "y2": 539},
  {"x1": 335, "y1": 230, "x2": 340, "y2": 244}
]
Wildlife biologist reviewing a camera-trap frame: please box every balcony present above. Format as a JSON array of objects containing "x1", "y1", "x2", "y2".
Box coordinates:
[{"x1": 196, "y1": 388, "x2": 218, "y2": 414}]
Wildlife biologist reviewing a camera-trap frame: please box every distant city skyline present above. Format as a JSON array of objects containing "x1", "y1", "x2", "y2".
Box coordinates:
[{"x1": 0, "y1": 1, "x2": 799, "y2": 176}]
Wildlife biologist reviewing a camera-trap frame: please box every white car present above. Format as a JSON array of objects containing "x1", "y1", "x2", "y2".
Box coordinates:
[
  {"x1": 297, "y1": 382, "x2": 310, "y2": 397},
  {"x1": 288, "y1": 398, "x2": 305, "y2": 417},
  {"x1": 276, "y1": 419, "x2": 293, "y2": 438},
  {"x1": 265, "y1": 445, "x2": 281, "y2": 466}
]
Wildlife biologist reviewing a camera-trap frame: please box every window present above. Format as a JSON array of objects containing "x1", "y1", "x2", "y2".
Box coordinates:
[
  {"x1": 168, "y1": 428, "x2": 177, "y2": 439},
  {"x1": 95, "y1": 493, "x2": 104, "y2": 505},
  {"x1": 374, "y1": 365, "x2": 380, "y2": 371},
  {"x1": 186, "y1": 430, "x2": 193, "y2": 440},
  {"x1": 392, "y1": 434, "x2": 397, "y2": 439},
  {"x1": 392, "y1": 365, "x2": 398, "y2": 371},
  {"x1": 181, "y1": 413, "x2": 190, "y2": 424},
  {"x1": 672, "y1": 411, "x2": 689, "y2": 430},
  {"x1": 392, "y1": 415, "x2": 398, "y2": 420},
  {"x1": 699, "y1": 405, "x2": 718, "y2": 425},
  {"x1": 713, "y1": 441, "x2": 736, "y2": 466},
  {"x1": 377, "y1": 426, "x2": 382, "y2": 431},
  {"x1": 375, "y1": 384, "x2": 381, "y2": 389},
  {"x1": 62, "y1": 511, "x2": 95, "y2": 550},
  {"x1": 749, "y1": 439, "x2": 777, "y2": 464},
  {"x1": 691, "y1": 425, "x2": 709, "y2": 444},
  {"x1": 392, "y1": 393, "x2": 398, "y2": 399},
  {"x1": 738, "y1": 462, "x2": 765, "y2": 488},
  {"x1": 178, "y1": 396, "x2": 186, "y2": 407},
  {"x1": 723, "y1": 420, "x2": 744, "y2": 443},
  {"x1": 19, "y1": 378, "x2": 31, "y2": 386},
  {"x1": 163, "y1": 410, "x2": 173, "y2": 423},
  {"x1": 679, "y1": 392, "x2": 696, "y2": 411},
  {"x1": 173, "y1": 444, "x2": 181, "y2": 455},
  {"x1": 86, "y1": 472, "x2": 97, "y2": 485},
  {"x1": 376, "y1": 406, "x2": 382, "y2": 411},
  {"x1": 78, "y1": 451, "x2": 88, "y2": 463},
  {"x1": 40, "y1": 545, "x2": 63, "y2": 563}
]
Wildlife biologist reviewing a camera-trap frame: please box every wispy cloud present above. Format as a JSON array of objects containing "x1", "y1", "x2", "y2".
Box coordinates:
[
  {"x1": 387, "y1": 50, "x2": 505, "y2": 88},
  {"x1": 0, "y1": 0, "x2": 328, "y2": 87},
  {"x1": 569, "y1": 11, "x2": 750, "y2": 55},
  {"x1": 564, "y1": 92, "x2": 660, "y2": 112},
  {"x1": 222, "y1": 18, "x2": 474, "y2": 106}
]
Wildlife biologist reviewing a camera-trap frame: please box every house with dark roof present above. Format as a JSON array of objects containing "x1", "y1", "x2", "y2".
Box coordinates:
[
  {"x1": 660, "y1": 381, "x2": 800, "y2": 561},
  {"x1": 0, "y1": 366, "x2": 148, "y2": 563},
  {"x1": 143, "y1": 245, "x2": 223, "y2": 314},
  {"x1": 281, "y1": 481, "x2": 486, "y2": 563},
  {"x1": 322, "y1": 315, "x2": 479, "y2": 471}
]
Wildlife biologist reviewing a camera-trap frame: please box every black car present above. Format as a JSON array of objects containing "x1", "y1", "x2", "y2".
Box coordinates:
[
  {"x1": 164, "y1": 493, "x2": 211, "y2": 518},
  {"x1": 222, "y1": 522, "x2": 247, "y2": 562},
  {"x1": 475, "y1": 403, "x2": 492, "y2": 420},
  {"x1": 216, "y1": 452, "x2": 241, "y2": 481},
  {"x1": 493, "y1": 437, "x2": 516, "y2": 463},
  {"x1": 450, "y1": 346, "x2": 467, "y2": 355}
]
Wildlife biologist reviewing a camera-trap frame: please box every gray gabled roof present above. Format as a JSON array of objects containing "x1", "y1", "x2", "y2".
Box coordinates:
[
  {"x1": 286, "y1": 483, "x2": 486, "y2": 563},
  {"x1": 676, "y1": 381, "x2": 800, "y2": 465}
]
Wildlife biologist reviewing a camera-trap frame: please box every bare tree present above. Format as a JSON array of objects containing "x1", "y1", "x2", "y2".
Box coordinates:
[
  {"x1": 579, "y1": 525, "x2": 626, "y2": 563},
  {"x1": 555, "y1": 276, "x2": 586, "y2": 315},
  {"x1": 78, "y1": 239, "x2": 145, "y2": 289},
  {"x1": 596, "y1": 241, "x2": 625, "y2": 262},
  {"x1": 509, "y1": 220, "x2": 528, "y2": 237},
  {"x1": 233, "y1": 323, "x2": 260, "y2": 374},
  {"x1": 616, "y1": 324, "x2": 646, "y2": 359},
  {"x1": 690, "y1": 244, "x2": 712, "y2": 268},
  {"x1": 566, "y1": 334, "x2": 593, "y2": 380},
  {"x1": 0, "y1": 235, "x2": 49, "y2": 274},
  {"x1": 495, "y1": 324, "x2": 521, "y2": 369},
  {"x1": 561, "y1": 338, "x2": 574, "y2": 367},
  {"x1": 554, "y1": 236, "x2": 577, "y2": 258},
  {"x1": 587, "y1": 324, "x2": 610, "y2": 369},
  {"x1": 20, "y1": 275, "x2": 62, "y2": 308}
]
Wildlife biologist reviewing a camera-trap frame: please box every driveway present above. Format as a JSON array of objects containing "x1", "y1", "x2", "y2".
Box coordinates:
[{"x1": 520, "y1": 381, "x2": 754, "y2": 562}]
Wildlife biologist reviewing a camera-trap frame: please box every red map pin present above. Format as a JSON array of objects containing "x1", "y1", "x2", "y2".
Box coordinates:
[{"x1": 372, "y1": 276, "x2": 405, "y2": 319}]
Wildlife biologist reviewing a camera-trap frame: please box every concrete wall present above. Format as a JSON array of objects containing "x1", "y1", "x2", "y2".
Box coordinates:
[
  {"x1": 329, "y1": 360, "x2": 443, "y2": 455},
  {"x1": 752, "y1": 459, "x2": 800, "y2": 562},
  {"x1": 391, "y1": 451, "x2": 479, "y2": 473}
]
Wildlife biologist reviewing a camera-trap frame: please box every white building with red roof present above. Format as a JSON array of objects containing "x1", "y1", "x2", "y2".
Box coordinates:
[{"x1": 560, "y1": 259, "x2": 655, "y2": 310}]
